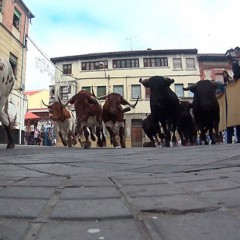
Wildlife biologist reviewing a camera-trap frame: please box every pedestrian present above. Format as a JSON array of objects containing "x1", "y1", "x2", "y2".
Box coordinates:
[{"x1": 33, "y1": 127, "x2": 40, "y2": 145}]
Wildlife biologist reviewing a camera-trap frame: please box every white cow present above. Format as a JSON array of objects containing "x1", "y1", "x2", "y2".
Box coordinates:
[
  {"x1": 0, "y1": 57, "x2": 15, "y2": 149},
  {"x1": 42, "y1": 97, "x2": 77, "y2": 147}
]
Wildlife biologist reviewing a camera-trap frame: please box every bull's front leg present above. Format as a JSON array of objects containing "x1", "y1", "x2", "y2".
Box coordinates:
[
  {"x1": 200, "y1": 129, "x2": 208, "y2": 145},
  {"x1": 4, "y1": 125, "x2": 15, "y2": 149},
  {"x1": 178, "y1": 131, "x2": 186, "y2": 146},
  {"x1": 0, "y1": 110, "x2": 15, "y2": 149},
  {"x1": 119, "y1": 126, "x2": 126, "y2": 148},
  {"x1": 171, "y1": 131, "x2": 177, "y2": 146},
  {"x1": 208, "y1": 127, "x2": 215, "y2": 145},
  {"x1": 89, "y1": 127, "x2": 96, "y2": 141},
  {"x1": 83, "y1": 126, "x2": 91, "y2": 148},
  {"x1": 106, "y1": 126, "x2": 119, "y2": 147},
  {"x1": 67, "y1": 131, "x2": 73, "y2": 147},
  {"x1": 101, "y1": 128, "x2": 106, "y2": 146},
  {"x1": 162, "y1": 123, "x2": 170, "y2": 147},
  {"x1": 71, "y1": 131, "x2": 77, "y2": 145},
  {"x1": 96, "y1": 127, "x2": 103, "y2": 147},
  {"x1": 59, "y1": 131, "x2": 67, "y2": 146}
]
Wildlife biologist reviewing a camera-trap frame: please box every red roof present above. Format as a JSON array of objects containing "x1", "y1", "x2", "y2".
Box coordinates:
[
  {"x1": 25, "y1": 112, "x2": 40, "y2": 120},
  {"x1": 24, "y1": 90, "x2": 41, "y2": 96}
]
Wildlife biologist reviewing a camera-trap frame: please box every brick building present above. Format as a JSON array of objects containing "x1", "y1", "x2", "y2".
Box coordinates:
[{"x1": 0, "y1": 0, "x2": 34, "y2": 144}]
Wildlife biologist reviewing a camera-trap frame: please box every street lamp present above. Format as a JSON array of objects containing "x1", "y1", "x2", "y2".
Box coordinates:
[
  {"x1": 99, "y1": 62, "x2": 106, "y2": 78},
  {"x1": 99, "y1": 61, "x2": 110, "y2": 93}
]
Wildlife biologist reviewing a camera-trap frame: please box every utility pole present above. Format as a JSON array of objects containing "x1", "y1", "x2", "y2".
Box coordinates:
[{"x1": 126, "y1": 36, "x2": 138, "y2": 51}]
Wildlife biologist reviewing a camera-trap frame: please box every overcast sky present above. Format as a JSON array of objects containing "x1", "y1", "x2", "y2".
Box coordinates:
[{"x1": 24, "y1": 0, "x2": 240, "y2": 90}]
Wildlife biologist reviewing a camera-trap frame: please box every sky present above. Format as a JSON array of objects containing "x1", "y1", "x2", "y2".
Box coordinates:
[{"x1": 23, "y1": 0, "x2": 240, "y2": 90}]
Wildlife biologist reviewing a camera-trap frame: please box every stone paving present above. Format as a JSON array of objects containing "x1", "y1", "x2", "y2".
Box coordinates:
[{"x1": 0, "y1": 144, "x2": 240, "y2": 239}]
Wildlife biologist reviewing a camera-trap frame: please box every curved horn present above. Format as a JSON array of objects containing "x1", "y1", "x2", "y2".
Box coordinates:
[
  {"x1": 57, "y1": 95, "x2": 63, "y2": 105},
  {"x1": 91, "y1": 86, "x2": 97, "y2": 98},
  {"x1": 183, "y1": 83, "x2": 197, "y2": 91},
  {"x1": 95, "y1": 94, "x2": 109, "y2": 100},
  {"x1": 165, "y1": 77, "x2": 175, "y2": 85},
  {"x1": 42, "y1": 100, "x2": 50, "y2": 107},
  {"x1": 127, "y1": 96, "x2": 139, "y2": 108},
  {"x1": 62, "y1": 97, "x2": 73, "y2": 107},
  {"x1": 139, "y1": 78, "x2": 149, "y2": 87}
]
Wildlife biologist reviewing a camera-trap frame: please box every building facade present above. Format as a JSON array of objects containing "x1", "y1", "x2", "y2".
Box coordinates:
[
  {"x1": 0, "y1": 0, "x2": 34, "y2": 144},
  {"x1": 51, "y1": 49, "x2": 201, "y2": 147},
  {"x1": 198, "y1": 54, "x2": 231, "y2": 82}
]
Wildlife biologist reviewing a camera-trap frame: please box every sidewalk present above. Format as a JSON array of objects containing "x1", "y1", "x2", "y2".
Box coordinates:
[{"x1": 0, "y1": 144, "x2": 240, "y2": 239}]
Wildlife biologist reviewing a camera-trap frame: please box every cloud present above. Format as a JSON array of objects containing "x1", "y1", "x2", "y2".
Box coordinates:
[{"x1": 23, "y1": 0, "x2": 240, "y2": 90}]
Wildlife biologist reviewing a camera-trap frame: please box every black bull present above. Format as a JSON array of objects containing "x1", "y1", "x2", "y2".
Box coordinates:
[
  {"x1": 139, "y1": 76, "x2": 179, "y2": 147},
  {"x1": 183, "y1": 80, "x2": 220, "y2": 144}
]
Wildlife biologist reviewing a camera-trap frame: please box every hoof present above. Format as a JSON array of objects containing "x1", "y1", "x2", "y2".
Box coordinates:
[
  {"x1": 7, "y1": 143, "x2": 15, "y2": 149},
  {"x1": 97, "y1": 140, "x2": 103, "y2": 148}
]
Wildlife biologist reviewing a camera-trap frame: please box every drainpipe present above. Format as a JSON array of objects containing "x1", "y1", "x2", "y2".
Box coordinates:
[
  {"x1": 125, "y1": 76, "x2": 128, "y2": 99},
  {"x1": 19, "y1": 14, "x2": 27, "y2": 144}
]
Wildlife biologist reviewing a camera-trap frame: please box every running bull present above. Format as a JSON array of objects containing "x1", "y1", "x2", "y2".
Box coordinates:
[
  {"x1": 139, "y1": 76, "x2": 179, "y2": 147},
  {"x1": 0, "y1": 57, "x2": 15, "y2": 149},
  {"x1": 183, "y1": 80, "x2": 220, "y2": 144}
]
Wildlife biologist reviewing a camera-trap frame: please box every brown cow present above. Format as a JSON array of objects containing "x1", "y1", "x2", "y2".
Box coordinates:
[
  {"x1": 42, "y1": 97, "x2": 77, "y2": 147},
  {"x1": 64, "y1": 90, "x2": 106, "y2": 148},
  {"x1": 97, "y1": 93, "x2": 139, "y2": 148}
]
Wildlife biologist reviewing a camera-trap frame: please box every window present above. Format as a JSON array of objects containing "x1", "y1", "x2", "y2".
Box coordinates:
[
  {"x1": 215, "y1": 74, "x2": 224, "y2": 82},
  {"x1": 60, "y1": 86, "x2": 71, "y2": 100},
  {"x1": 9, "y1": 53, "x2": 17, "y2": 77},
  {"x1": 97, "y1": 86, "x2": 106, "y2": 97},
  {"x1": 112, "y1": 59, "x2": 139, "y2": 69},
  {"x1": 175, "y1": 84, "x2": 184, "y2": 97},
  {"x1": 63, "y1": 64, "x2": 72, "y2": 75},
  {"x1": 143, "y1": 57, "x2": 168, "y2": 67},
  {"x1": 173, "y1": 58, "x2": 182, "y2": 70},
  {"x1": 0, "y1": 0, "x2": 3, "y2": 12},
  {"x1": 82, "y1": 86, "x2": 91, "y2": 92},
  {"x1": 13, "y1": 8, "x2": 21, "y2": 29},
  {"x1": 188, "y1": 83, "x2": 194, "y2": 97},
  {"x1": 113, "y1": 85, "x2": 124, "y2": 96},
  {"x1": 131, "y1": 84, "x2": 141, "y2": 99},
  {"x1": 81, "y1": 60, "x2": 108, "y2": 71},
  {"x1": 186, "y1": 58, "x2": 195, "y2": 69}
]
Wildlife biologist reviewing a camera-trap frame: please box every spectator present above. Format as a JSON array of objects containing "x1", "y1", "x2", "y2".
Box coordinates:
[
  {"x1": 33, "y1": 127, "x2": 40, "y2": 145},
  {"x1": 225, "y1": 47, "x2": 240, "y2": 81},
  {"x1": 222, "y1": 70, "x2": 233, "y2": 84},
  {"x1": 222, "y1": 67, "x2": 240, "y2": 143}
]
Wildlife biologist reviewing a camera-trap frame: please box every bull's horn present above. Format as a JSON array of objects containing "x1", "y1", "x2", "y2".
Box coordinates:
[
  {"x1": 91, "y1": 86, "x2": 96, "y2": 98},
  {"x1": 63, "y1": 97, "x2": 73, "y2": 107},
  {"x1": 57, "y1": 96, "x2": 63, "y2": 105},
  {"x1": 139, "y1": 78, "x2": 149, "y2": 87},
  {"x1": 42, "y1": 100, "x2": 50, "y2": 107},
  {"x1": 121, "y1": 106, "x2": 131, "y2": 113},
  {"x1": 183, "y1": 83, "x2": 197, "y2": 91},
  {"x1": 96, "y1": 94, "x2": 109, "y2": 100},
  {"x1": 127, "y1": 96, "x2": 139, "y2": 108},
  {"x1": 165, "y1": 77, "x2": 175, "y2": 85}
]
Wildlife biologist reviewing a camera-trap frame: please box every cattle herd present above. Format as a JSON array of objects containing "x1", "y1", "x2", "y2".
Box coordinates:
[
  {"x1": 42, "y1": 88, "x2": 139, "y2": 149},
  {"x1": 140, "y1": 76, "x2": 220, "y2": 147},
  {"x1": 38, "y1": 76, "x2": 221, "y2": 149},
  {"x1": 0, "y1": 57, "x2": 221, "y2": 149}
]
